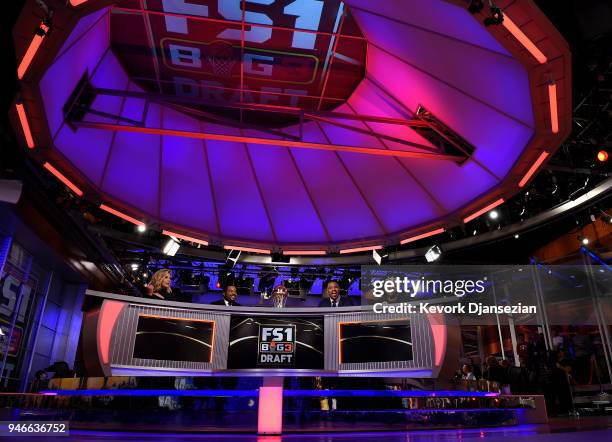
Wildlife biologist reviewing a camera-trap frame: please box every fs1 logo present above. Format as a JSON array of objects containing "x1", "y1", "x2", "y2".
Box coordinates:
[{"x1": 258, "y1": 325, "x2": 296, "y2": 366}]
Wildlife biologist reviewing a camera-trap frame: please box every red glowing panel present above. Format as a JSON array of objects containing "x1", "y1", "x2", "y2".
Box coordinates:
[
  {"x1": 548, "y1": 83, "x2": 559, "y2": 133},
  {"x1": 15, "y1": 103, "x2": 34, "y2": 148},
  {"x1": 97, "y1": 301, "x2": 125, "y2": 365},
  {"x1": 224, "y1": 245, "x2": 271, "y2": 254},
  {"x1": 162, "y1": 229, "x2": 209, "y2": 246},
  {"x1": 339, "y1": 245, "x2": 383, "y2": 254},
  {"x1": 257, "y1": 377, "x2": 283, "y2": 434},
  {"x1": 70, "y1": 0, "x2": 89, "y2": 6},
  {"x1": 110, "y1": 0, "x2": 366, "y2": 124},
  {"x1": 463, "y1": 198, "x2": 505, "y2": 223},
  {"x1": 17, "y1": 23, "x2": 49, "y2": 79},
  {"x1": 502, "y1": 15, "x2": 547, "y2": 64},
  {"x1": 400, "y1": 228, "x2": 445, "y2": 245},
  {"x1": 282, "y1": 250, "x2": 326, "y2": 255},
  {"x1": 43, "y1": 162, "x2": 84, "y2": 196},
  {"x1": 426, "y1": 313, "x2": 446, "y2": 366},
  {"x1": 518, "y1": 151, "x2": 549, "y2": 188},
  {"x1": 99, "y1": 204, "x2": 145, "y2": 226}
]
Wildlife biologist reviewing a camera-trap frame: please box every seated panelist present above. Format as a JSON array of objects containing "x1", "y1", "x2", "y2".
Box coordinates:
[
  {"x1": 211, "y1": 284, "x2": 241, "y2": 306},
  {"x1": 145, "y1": 269, "x2": 182, "y2": 301},
  {"x1": 318, "y1": 280, "x2": 353, "y2": 307}
]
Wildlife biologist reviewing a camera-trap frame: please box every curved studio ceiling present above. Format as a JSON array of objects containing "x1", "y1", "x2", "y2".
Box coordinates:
[{"x1": 14, "y1": 0, "x2": 571, "y2": 252}]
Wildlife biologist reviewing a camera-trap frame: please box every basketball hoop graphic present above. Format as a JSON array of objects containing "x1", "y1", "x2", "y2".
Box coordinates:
[{"x1": 206, "y1": 40, "x2": 236, "y2": 78}]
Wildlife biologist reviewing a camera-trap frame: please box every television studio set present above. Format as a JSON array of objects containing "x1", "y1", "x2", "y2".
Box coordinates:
[{"x1": 1, "y1": 0, "x2": 612, "y2": 441}]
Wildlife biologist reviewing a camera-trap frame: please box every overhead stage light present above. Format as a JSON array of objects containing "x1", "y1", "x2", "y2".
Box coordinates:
[
  {"x1": 425, "y1": 245, "x2": 442, "y2": 263},
  {"x1": 581, "y1": 237, "x2": 589, "y2": 246},
  {"x1": 483, "y1": 6, "x2": 504, "y2": 27},
  {"x1": 597, "y1": 150, "x2": 608, "y2": 162},
  {"x1": 137, "y1": 224, "x2": 146, "y2": 233},
  {"x1": 489, "y1": 210, "x2": 499, "y2": 220},
  {"x1": 467, "y1": 0, "x2": 484, "y2": 14},
  {"x1": 514, "y1": 234, "x2": 520, "y2": 239},
  {"x1": 372, "y1": 248, "x2": 389, "y2": 265},
  {"x1": 163, "y1": 237, "x2": 180, "y2": 256}
]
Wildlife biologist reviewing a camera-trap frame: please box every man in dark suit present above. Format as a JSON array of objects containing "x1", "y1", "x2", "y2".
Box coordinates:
[
  {"x1": 318, "y1": 280, "x2": 352, "y2": 307},
  {"x1": 211, "y1": 284, "x2": 241, "y2": 306}
]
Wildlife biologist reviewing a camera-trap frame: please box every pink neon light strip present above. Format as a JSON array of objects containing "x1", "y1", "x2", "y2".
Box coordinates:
[
  {"x1": 162, "y1": 230, "x2": 209, "y2": 246},
  {"x1": 518, "y1": 151, "x2": 549, "y2": 188},
  {"x1": 339, "y1": 245, "x2": 383, "y2": 254},
  {"x1": 282, "y1": 250, "x2": 327, "y2": 256},
  {"x1": 400, "y1": 228, "x2": 445, "y2": 245},
  {"x1": 548, "y1": 83, "x2": 559, "y2": 134},
  {"x1": 17, "y1": 23, "x2": 49, "y2": 79},
  {"x1": 70, "y1": 0, "x2": 89, "y2": 5},
  {"x1": 99, "y1": 204, "x2": 145, "y2": 226},
  {"x1": 463, "y1": 198, "x2": 505, "y2": 224},
  {"x1": 502, "y1": 15, "x2": 547, "y2": 64},
  {"x1": 43, "y1": 162, "x2": 84, "y2": 196},
  {"x1": 223, "y1": 245, "x2": 271, "y2": 254},
  {"x1": 15, "y1": 103, "x2": 35, "y2": 148}
]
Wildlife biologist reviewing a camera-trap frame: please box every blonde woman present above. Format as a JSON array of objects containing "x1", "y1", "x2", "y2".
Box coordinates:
[{"x1": 145, "y1": 269, "x2": 178, "y2": 301}]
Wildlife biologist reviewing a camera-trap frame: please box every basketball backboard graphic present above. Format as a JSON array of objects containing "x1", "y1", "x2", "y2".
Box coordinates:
[{"x1": 110, "y1": 0, "x2": 366, "y2": 124}]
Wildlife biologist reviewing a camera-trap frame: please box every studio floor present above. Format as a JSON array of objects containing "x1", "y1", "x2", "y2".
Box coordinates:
[{"x1": 11, "y1": 416, "x2": 612, "y2": 442}]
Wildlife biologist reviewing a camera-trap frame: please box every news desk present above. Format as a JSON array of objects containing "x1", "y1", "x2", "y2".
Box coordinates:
[{"x1": 81, "y1": 290, "x2": 447, "y2": 378}]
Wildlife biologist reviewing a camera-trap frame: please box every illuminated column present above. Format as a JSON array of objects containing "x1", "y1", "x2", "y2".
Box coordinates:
[{"x1": 257, "y1": 376, "x2": 283, "y2": 434}]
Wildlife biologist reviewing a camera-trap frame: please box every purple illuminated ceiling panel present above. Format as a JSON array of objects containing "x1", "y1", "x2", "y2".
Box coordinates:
[
  {"x1": 39, "y1": 9, "x2": 110, "y2": 137},
  {"x1": 159, "y1": 109, "x2": 218, "y2": 235},
  {"x1": 364, "y1": 47, "x2": 533, "y2": 181},
  {"x1": 27, "y1": 0, "x2": 566, "y2": 248},
  {"x1": 323, "y1": 104, "x2": 443, "y2": 232},
  {"x1": 401, "y1": 159, "x2": 498, "y2": 213},
  {"x1": 101, "y1": 100, "x2": 161, "y2": 217},
  {"x1": 53, "y1": 51, "x2": 129, "y2": 186},
  {"x1": 203, "y1": 124, "x2": 275, "y2": 242},
  {"x1": 346, "y1": 82, "x2": 438, "y2": 152},
  {"x1": 245, "y1": 137, "x2": 328, "y2": 243},
  {"x1": 350, "y1": 8, "x2": 534, "y2": 126},
  {"x1": 344, "y1": 0, "x2": 511, "y2": 56},
  {"x1": 315, "y1": 111, "x2": 387, "y2": 152},
  {"x1": 337, "y1": 151, "x2": 443, "y2": 232},
  {"x1": 286, "y1": 123, "x2": 385, "y2": 242},
  {"x1": 57, "y1": 7, "x2": 110, "y2": 62}
]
